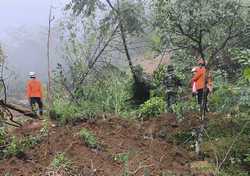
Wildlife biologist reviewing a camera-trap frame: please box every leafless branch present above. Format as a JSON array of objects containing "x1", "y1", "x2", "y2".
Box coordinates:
[{"x1": 76, "y1": 24, "x2": 119, "y2": 86}]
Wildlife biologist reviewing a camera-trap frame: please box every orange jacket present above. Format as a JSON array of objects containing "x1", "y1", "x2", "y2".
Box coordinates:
[
  {"x1": 192, "y1": 67, "x2": 206, "y2": 90},
  {"x1": 192, "y1": 67, "x2": 212, "y2": 91},
  {"x1": 26, "y1": 79, "x2": 43, "y2": 98}
]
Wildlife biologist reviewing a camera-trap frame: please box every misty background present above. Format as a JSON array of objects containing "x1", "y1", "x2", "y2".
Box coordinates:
[{"x1": 0, "y1": 0, "x2": 68, "y2": 97}]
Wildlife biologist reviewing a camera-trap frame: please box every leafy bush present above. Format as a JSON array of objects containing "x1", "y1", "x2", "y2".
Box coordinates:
[
  {"x1": 51, "y1": 153, "x2": 72, "y2": 169},
  {"x1": 0, "y1": 127, "x2": 7, "y2": 146},
  {"x1": 79, "y1": 128, "x2": 98, "y2": 149},
  {"x1": 112, "y1": 151, "x2": 133, "y2": 176},
  {"x1": 40, "y1": 119, "x2": 49, "y2": 137},
  {"x1": 209, "y1": 84, "x2": 238, "y2": 113},
  {"x1": 152, "y1": 65, "x2": 166, "y2": 87},
  {"x1": 3, "y1": 135, "x2": 40, "y2": 158},
  {"x1": 113, "y1": 152, "x2": 129, "y2": 164},
  {"x1": 243, "y1": 153, "x2": 250, "y2": 164},
  {"x1": 171, "y1": 98, "x2": 197, "y2": 120},
  {"x1": 203, "y1": 135, "x2": 250, "y2": 167},
  {"x1": 218, "y1": 167, "x2": 249, "y2": 176},
  {"x1": 150, "y1": 65, "x2": 166, "y2": 98},
  {"x1": 4, "y1": 136, "x2": 22, "y2": 157},
  {"x1": 51, "y1": 99, "x2": 83, "y2": 124},
  {"x1": 52, "y1": 70, "x2": 132, "y2": 123},
  {"x1": 138, "y1": 97, "x2": 165, "y2": 118}
]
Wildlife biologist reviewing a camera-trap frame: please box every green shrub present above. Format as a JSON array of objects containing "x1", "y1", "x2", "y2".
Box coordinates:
[
  {"x1": 51, "y1": 71, "x2": 132, "y2": 123},
  {"x1": 113, "y1": 152, "x2": 129, "y2": 164},
  {"x1": 4, "y1": 135, "x2": 40, "y2": 158},
  {"x1": 218, "y1": 167, "x2": 249, "y2": 176},
  {"x1": 4, "y1": 136, "x2": 24, "y2": 157},
  {"x1": 79, "y1": 128, "x2": 98, "y2": 149},
  {"x1": 51, "y1": 100, "x2": 82, "y2": 123},
  {"x1": 203, "y1": 135, "x2": 250, "y2": 166},
  {"x1": 171, "y1": 99, "x2": 197, "y2": 120},
  {"x1": 113, "y1": 152, "x2": 132, "y2": 176},
  {"x1": 51, "y1": 153, "x2": 72, "y2": 170},
  {"x1": 209, "y1": 84, "x2": 238, "y2": 113},
  {"x1": 152, "y1": 65, "x2": 166, "y2": 86},
  {"x1": 209, "y1": 78, "x2": 250, "y2": 115},
  {"x1": 40, "y1": 119, "x2": 49, "y2": 137},
  {"x1": 138, "y1": 97, "x2": 165, "y2": 118},
  {"x1": 243, "y1": 153, "x2": 250, "y2": 164},
  {"x1": 0, "y1": 127, "x2": 7, "y2": 146}
]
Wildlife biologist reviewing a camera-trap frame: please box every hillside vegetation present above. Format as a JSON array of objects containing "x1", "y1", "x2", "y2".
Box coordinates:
[{"x1": 0, "y1": 0, "x2": 249, "y2": 175}]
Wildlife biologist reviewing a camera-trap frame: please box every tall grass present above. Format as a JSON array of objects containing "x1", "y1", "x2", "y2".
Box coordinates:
[{"x1": 51, "y1": 69, "x2": 132, "y2": 124}]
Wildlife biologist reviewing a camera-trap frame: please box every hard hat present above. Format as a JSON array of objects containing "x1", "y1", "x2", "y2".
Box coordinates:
[
  {"x1": 191, "y1": 67, "x2": 198, "y2": 72},
  {"x1": 29, "y1": 72, "x2": 36, "y2": 77}
]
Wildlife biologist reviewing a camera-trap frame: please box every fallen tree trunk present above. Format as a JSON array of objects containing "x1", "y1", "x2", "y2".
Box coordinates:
[{"x1": 0, "y1": 100, "x2": 37, "y2": 118}]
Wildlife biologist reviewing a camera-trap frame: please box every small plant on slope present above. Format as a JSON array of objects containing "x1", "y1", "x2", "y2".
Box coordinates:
[
  {"x1": 51, "y1": 153, "x2": 72, "y2": 170},
  {"x1": 79, "y1": 128, "x2": 98, "y2": 149},
  {"x1": 138, "y1": 97, "x2": 165, "y2": 119}
]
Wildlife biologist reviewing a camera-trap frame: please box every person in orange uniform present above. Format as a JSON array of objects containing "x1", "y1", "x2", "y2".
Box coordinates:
[
  {"x1": 191, "y1": 59, "x2": 212, "y2": 113},
  {"x1": 26, "y1": 72, "x2": 43, "y2": 116}
]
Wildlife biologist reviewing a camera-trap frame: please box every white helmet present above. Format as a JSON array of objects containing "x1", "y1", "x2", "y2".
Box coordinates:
[
  {"x1": 191, "y1": 67, "x2": 198, "y2": 73},
  {"x1": 29, "y1": 72, "x2": 36, "y2": 78}
]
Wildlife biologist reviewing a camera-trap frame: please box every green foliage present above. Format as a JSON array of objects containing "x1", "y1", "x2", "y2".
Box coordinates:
[
  {"x1": 117, "y1": 0, "x2": 145, "y2": 35},
  {"x1": 209, "y1": 80, "x2": 250, "y2": 114},
  {"x1": 77, "y1": 71, "x2": 132, "y2": 114},
  {"x1": 151, "y1": 64, "x2": 166, "y2": 97},
  {"x1": 243, "y1": 67, "x2": 250, "y2": 81},
  {"x1": 209, "y1": 84, "x2": 237, "y2": 113},
  {"x1": 4, "y1": 136, "x2": 22, "y2": 157},
  {"x1": 154, "y1": 0, "x2": 249, "y2": 72},
  {"x1": 171, "y1": 99, "x2": 197, "y2": 120},
  {"x1": 230, "y1": 48, "x2": 250, "y2": 67},
  {"x1": 0, "y1": 127, "x2": 7, "y2": 146},
  {"x1": 40, "y1": 119, "x2": 49, "y2": 137},
  {"x1": 51, "y1": 153, "x2": 72, "y2": 170},
  {"x1": 138, "y1": 97, "x2": 165, "y2": 118},
  {"x1": 218, "y1": 167, "x2": 249, "y2": 176},
  {"x1": 65, "y1": 0, "x2": 102, "y2": 17},
  {"x1": 113, "y1": 152, "x2": 129, "y2": 164},
  {"x1": 51, "y1": 99, "x2": 86, "y2": 124},
  {"x1": 52, "y1": 68, "x2": 132, "y2": 123},
  {"x1": 2, "y1": 135, "x2": 41, "y2": 159},
  {"x1": 67, "y1": 0, "x2": 145, "y2": 35},
  {"x1": 203, "y1": 135, "x2": 250, "y2": 166},
  {"x1": 243, "y1": 153, "x2": 250, "y2": 164},
  {"x1": 79, "y1": 128, "x2": 98, "y2": 149},
  {"x1": 149, "y1": 31, "x2": 164, "y2": 54}
]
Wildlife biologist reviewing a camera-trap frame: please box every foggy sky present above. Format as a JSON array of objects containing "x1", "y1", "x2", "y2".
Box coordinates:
[
  {"x1": 0, "y1": 0, "x2": 67, "y2": 80},
  {"x1": 0, "y1": 0, "x2": 67, "y2": 29}
]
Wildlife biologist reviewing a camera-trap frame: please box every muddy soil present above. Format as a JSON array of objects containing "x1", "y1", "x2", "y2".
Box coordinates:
[{"x1": 0, "y1": 113, "x2": 214, "y2": 176}]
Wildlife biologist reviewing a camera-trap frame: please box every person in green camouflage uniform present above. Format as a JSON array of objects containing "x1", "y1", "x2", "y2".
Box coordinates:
[{"x1": 163, "y1": 65, "x2": 182, "y2": 112}]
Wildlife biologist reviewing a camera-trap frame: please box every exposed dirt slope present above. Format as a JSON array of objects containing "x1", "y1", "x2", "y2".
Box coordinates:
[{"x1": 0, "y1": 114, "x2": 213, "y2": 176}]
